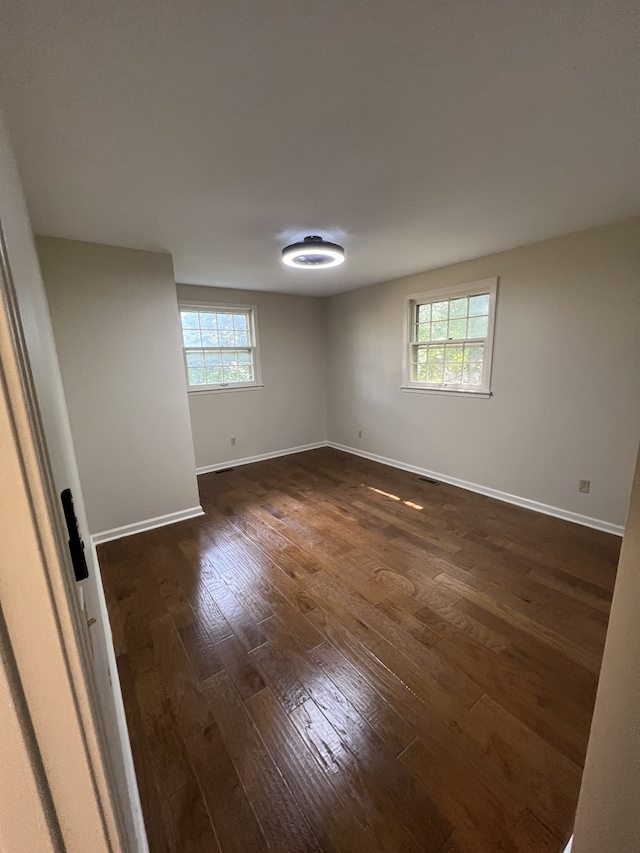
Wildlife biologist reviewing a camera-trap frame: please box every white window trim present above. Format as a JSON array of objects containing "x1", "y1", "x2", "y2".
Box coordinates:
[
  {"x1": 178, "y1": 301, "x2": 263, "y2": 393},
  {"x1": 401, "y1": 277, "x2": 498, "y2": 398}
]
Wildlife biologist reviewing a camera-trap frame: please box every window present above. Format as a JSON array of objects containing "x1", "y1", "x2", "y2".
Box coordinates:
[
  {"x1": 403, "y1": 278, "x2": 497, "y2": 397},
  {"x1": 179, "y1": 303, "x2": 261, "y2": 392}
]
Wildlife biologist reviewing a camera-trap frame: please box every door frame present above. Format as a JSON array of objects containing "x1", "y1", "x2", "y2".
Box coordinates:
[{"x1": 0, "y1": 221, "x2": 129, "y2": 851}]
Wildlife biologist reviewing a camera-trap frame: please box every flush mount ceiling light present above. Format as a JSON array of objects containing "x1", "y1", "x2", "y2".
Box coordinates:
[{"x1": 282, "y1": 235, "x2": 345, "y2": 269}]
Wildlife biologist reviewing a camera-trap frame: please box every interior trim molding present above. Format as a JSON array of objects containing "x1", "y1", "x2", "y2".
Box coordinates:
[
  {"x1": 327, "y1": 442, "x2": 625, "y2": 537},
  {"x1": 195, "y1": 441, "x2": 327, "y2": 475},
  {"x1": 101, "y1": 443, "x2": 623, "y2": 542},
  {"x1": 563, "y1": 837, "x2": 573, "y2": 853},
  {"x1": 87, "y1": 542, "x2": 150, "y2": 853},
  {"x1": 91, "y1": 505, "x2": 205, "y2": 545}
]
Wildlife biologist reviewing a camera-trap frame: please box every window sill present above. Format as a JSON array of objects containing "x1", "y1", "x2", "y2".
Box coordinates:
[
  {"x1": 401, "y1": 385, "x2": 492, "y2": 399},
  {"x1": 188, "y1": 384, "x2": 264, "y2": 396}
]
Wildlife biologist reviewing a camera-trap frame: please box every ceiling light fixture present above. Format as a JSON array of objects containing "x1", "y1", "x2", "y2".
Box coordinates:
[{"x1": 282, "y1": 235, "x2": 345, "y2": 269}]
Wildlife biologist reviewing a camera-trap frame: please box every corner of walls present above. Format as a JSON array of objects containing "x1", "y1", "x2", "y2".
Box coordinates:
[
  {"x1": 320, "y1": 293, "x2": 330, "y2": 443},
  {"x1": 324, "y1": 220, "x2": 640, "y2": 533},
  {"x1": 177, "y1": 283, "x2": 329, "y2": 470},
  {"x1": 37, "y1": 237, "x2": 201, "y2": 536}
]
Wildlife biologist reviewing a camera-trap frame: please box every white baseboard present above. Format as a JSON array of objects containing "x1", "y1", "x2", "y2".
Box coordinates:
[
  {"x1": 108, "y1": 443, "x2": 622, "y2": 539},
  {"x1": 327, "y1": 442, "x2": 625, "y2": 537},
  {"x1": 563, "y1": 837, "x2": 573, "y2": 853},
  {"x1": 91, "y1": 505, "x2": 205, "y2": 545},
  {"x1": 195, "y1": 441, "x2": 327, "y2": 475}
]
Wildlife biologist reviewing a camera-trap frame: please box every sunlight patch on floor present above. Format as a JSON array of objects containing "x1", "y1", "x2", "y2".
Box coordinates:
[{"x1": 367, "y1": 485, "x2": 423, "y2": 511}]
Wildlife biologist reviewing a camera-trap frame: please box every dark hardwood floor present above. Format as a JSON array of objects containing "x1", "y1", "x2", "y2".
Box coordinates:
[{"x1": 99, "y1": 447, "x2": 620, "y2": 852}]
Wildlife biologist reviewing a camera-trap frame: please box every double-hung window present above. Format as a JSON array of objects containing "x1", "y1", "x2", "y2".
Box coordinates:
[
  {"x1": 403, "y1": 278, "x2": 497, "y2": 397},
  {"x1": 179, "y1": 303, "x2": 261, "y2": 392}
]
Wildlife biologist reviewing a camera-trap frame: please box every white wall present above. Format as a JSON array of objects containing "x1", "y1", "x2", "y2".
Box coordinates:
[
  {"x1": 38, "y1": 237, "x2": 201, "y2": 536},
  {"x1": 571, "y1": 448, "x2": 640, "y2": 852},
  {"x1": 177, "y1": 284, "x2": 327, "y2": 470},
  {"x1": 326, "y1": 219, "x2": 640, "y2": 530},
  {"x1": 0, "y1": 115, "x2": 144, "y2": 850}
]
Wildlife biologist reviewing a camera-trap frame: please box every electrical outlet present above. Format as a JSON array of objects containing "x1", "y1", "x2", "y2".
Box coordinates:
[
  {"x1": 579, "y1": 479, "x2": 590, "y2": 494},
  {"x1": 358, "y1": 430, "x2": 362, "y2": 439},
  {"x1": 231, "y1": 437, "x2": 236, "y2": 446}
]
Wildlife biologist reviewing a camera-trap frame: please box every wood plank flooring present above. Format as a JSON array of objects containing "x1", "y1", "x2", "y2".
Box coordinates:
[{"x1": 99, "y1": 448, "x2": 620, "y2": 852}]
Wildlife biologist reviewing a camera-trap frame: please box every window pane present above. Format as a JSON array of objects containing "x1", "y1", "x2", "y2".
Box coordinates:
[
  {"x1": 183, "y1": 329, "x2": 201, "y2": 347},
  {"x1": 199, "y1": 312, "x2": 217, "y2": 329},
  {"x1": 418, "y1": 304, "x2": 431, "y2": 323},
  {"x1": 431, "y1": 321, "x2": 448, "y2": 340},
  {"x1": 469, "y1": 294, "x2": 489, "y2": 316},
  {"x1": 432, "y1": 301, "x2": 449, "y2": 321},
  {"x1": 464, "y1": 344, "x2": 484, "y2": 362},
  {"x1": 222, "y1": 364, "x2": 240, "y2": 383},
  {"x1": 468, "y1": 315, "x2": 488, "y2": 338},
  {"x1": 449, "y1": 297, "x2": 468, "y2": 319},
  {"x1": 445, "y1": 345, "x2": 463, "y2": 363},
  {"x1": 201, "y1": 329, "x2": 219, "y2": 346},
  {"x1": 447, "y1": 319, "x2": 467, "y2": 340},
  {"x1": 426, "y1": 363, "x2": 444, "y2": 382},
  {"x1": 413, "y1": 363, "x2": 427, "y2": 382},
  {"x1": 182, "y1": 308, "x2": 256, "y2": 388},
  {"x1": 205, "y1": 366, "x2": 223, "y2": 384},
  {"x1": 462, "y1": 363, "x2": 483, "y2": 385},
  {"x1": 186, "y1": 352, "x2": 205, "y2": 368},
  {"x1": 405, "y1": 287, "x2": 494, "y2": 390},
  {"x1": 181, "y1": 311, "x2": 199, "y2": 329},
  {"x1": 444, "y1": 363, "x2": 463, "y2": 383}
]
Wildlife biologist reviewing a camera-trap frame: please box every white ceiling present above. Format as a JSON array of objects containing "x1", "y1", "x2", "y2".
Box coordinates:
[{"x1": 1, "y1": 0, "x2": 637, "y2": 296}]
